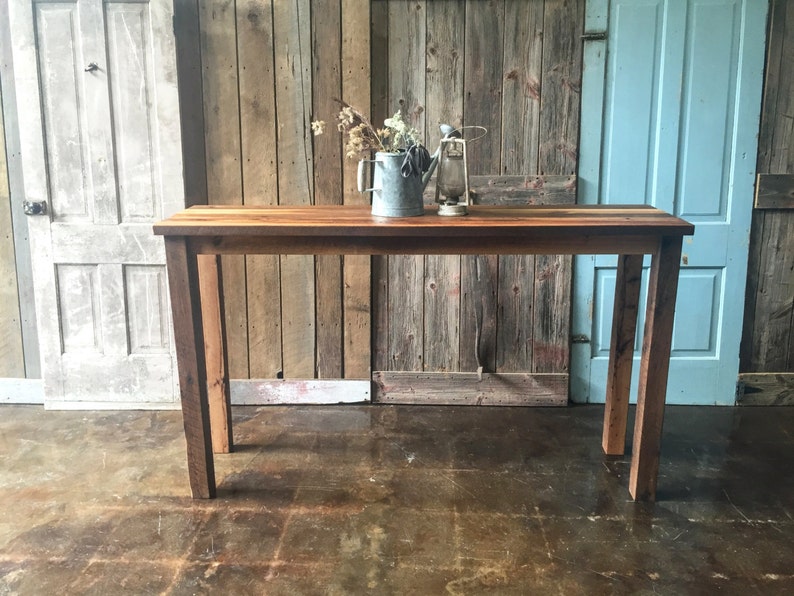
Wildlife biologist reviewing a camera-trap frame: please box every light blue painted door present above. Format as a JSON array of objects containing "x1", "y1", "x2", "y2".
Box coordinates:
[{"x1": 573, "y1": 0, "x2": 768, "y2": 405}]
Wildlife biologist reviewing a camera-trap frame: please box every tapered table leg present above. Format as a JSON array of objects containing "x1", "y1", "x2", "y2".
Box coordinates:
[
  {"x1": 603, "y1": 254, "x2": 643, "y2": 455},
  {"x1": 630, "y1": 236, "x2": 683, "y2": 501},
  {"x1": 198, "y1": 254, "x2": 233, "y2": 454},
  {"x1": 165, "y1": 238, "x2": 216, "y2": 499}
]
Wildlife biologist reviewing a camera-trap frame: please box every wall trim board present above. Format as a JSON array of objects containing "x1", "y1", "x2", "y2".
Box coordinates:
[
  {"x1": 754, "y1": 174, "x2": 794, "y2": 209},
  {"x1": 0, "y1": 379, "x2": 44, "y2": 404},
  {"x1": 372, "y1": 371, "x2": 568, "y2": 406},
  {"x1": 737, "y1": 373, "x2": 794, "y2": 406},
  {"x1": 230, "y1": 379, "x2": 371, "y2": 405}
]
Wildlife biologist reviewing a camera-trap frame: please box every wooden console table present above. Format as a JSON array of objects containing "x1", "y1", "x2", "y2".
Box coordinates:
[{"x1": 154, "y1": 204, "x2": 694, "y2": 501}]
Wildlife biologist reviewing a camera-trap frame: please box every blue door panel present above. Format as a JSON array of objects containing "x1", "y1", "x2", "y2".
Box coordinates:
[
  {"x1": 678, "y1": 2, "x2": 740, "y2": 219},
  {"x1": 575, "y1": 0, "x2": 767, "y2": 405}
]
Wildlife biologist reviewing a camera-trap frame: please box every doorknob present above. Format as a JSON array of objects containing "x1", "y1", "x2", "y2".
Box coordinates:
[
  {"x1": 84, "y1": 62, "x2": 99, "y2": 72},
  {"x1": 23, "y1": 200, "x2": 48, "y2": 216}
]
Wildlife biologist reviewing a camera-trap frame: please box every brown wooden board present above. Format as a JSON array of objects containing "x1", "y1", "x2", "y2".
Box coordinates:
[
  {"x1": 737, "y1": 373, "x2": 794, "y2": 406},
  {"x1": 155, "y1": 205, "x2": 695, "y2": 239},
  {"x1": 755, "y1": 173, "x2": 794, "y2": 209},
  {"x1": 342, "y1": 0, "x2": 371, "y2": 379},
  {"x1": 197, "y1": 255, "x2": 233, "y2": 454},
  {"x1": 237, "y1": 0, "x2": 283, "y2": 378},
  {"x1": 741, "y1": 0, "x2": 794, "y2": 375},
  {"x1": 372, "y1": 371, "x2": 567, "y2": 406},
  {"x1": 533, "y1": 0, "x2": 582, "y2": 378},
  {"x1": 386, "y1": 0, "x2": 426, "y2": 376},
  {"x1": 496, "y1": 253, "x2": 534, "y2": 372},
  {"x1": 501, "y1": 0, "x2": 543, "y2": 175},
  {"x1": 464, "y1": 0, "x2": 503, "y2": 175},
  {"x1": 274, "y1": 0, "x2": 316, "y2": 378},
  {"x1": 458, "y1": 0, "x2": 503, "y2": 378},
  {"x1": 313, "y1": 0, "x2": 344, "y2": 378},
  {"x1": 424, "y1": 254, "x2": 460, "y2": 372},
  {"x1": 199, "y1": 0, "x2": 248, "y2": 379},
  {"x1": 424, "y1": 0, "x2": 464, "y2": 373},
  {"x1": 747, "y1": 213, "x2": 794, "y2": 371},
  {"x1": 173, "y1": 0, "x2": 208, "y2": 207},
  {"x1": 369, "y1": 0, "x2": 389, "y2": 374}
]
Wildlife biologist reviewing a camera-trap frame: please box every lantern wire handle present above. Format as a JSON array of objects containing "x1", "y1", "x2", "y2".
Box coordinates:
[{"x1": 451, "y1": 125, "x2": 488, "y2": 144}]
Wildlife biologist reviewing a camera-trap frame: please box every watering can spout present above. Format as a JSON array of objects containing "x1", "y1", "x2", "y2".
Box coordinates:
[{"x1": 421, "y1": 124, "x2": 458, "y2": 189}]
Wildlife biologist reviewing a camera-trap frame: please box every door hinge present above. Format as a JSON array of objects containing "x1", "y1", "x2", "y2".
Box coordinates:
[{"x1": 582, "y1": 31, "x2": 607, "y2": 42}]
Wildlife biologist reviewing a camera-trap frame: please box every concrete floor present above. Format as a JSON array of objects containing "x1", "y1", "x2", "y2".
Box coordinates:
[{"x1": 1, "y1": 404, "x2": 793, "y2": 595}]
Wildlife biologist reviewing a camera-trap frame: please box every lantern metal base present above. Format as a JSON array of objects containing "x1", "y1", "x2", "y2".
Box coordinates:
[{"x1": 438, "y1": 202, "x2": 468, "y2": 216}]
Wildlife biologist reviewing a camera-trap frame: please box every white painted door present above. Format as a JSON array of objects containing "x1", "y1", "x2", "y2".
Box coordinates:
[
  {"x1": 8, "y1": 0, "x2": 184, "y2": 408},
  {"x1": 573, "y1": 0, "x2": 768, "y2": 405}
]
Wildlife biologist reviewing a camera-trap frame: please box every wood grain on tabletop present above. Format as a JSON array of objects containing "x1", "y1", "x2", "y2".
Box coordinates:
[{"x1": 154, "y1": 204, "x2": 695, "y2": 236}]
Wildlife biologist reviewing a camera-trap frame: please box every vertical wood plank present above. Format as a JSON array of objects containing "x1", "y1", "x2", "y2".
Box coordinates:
[
  {"x1": 274, "y1": 0, "x2": 316, "y2": 378},
  {"x1": 533, "y1": 253, "x2": 571, "y2": 374},
  {"x1": 370, "y1": 0, "x2": 389, "y2": 126},
  {"x1": 424, "y1": 0, "x2": 464, "y2": 372},
  {"x1": 173, "y1": 0, "x2": 208, "y2": 207},
  {"x1": 460, "y1": 255, "x2": 498, "y2": 373},
  {"x1": 424, "y1": 255, "x2": 460, "y2": 372},
  {"x1": 372, "y1": 254, "x2": 389, "y2": 372},
  {"x1": 496, "y1": 253, "x2": 534, "y2": 372},
  {"x1": 463, "y1": 0, "x2": 503, "y2": 174},
  {"x1": 750, "y1": 214, "x2": 794, "y2": 370},
  {"x1": 389, "y1": 253, "x2": 424, "y2": 371},
  {"x1": 370, "y1": 0, "x2": 389, "y2": 372},
  {"x1": 501, "y1": 0, "x2": 543, "y2": 175},
  {"x1": 237, "y1": 0, "x2": 283, "y2": 378},
  {"x1": 387, "y1": 0, "x2": 425, "y2": 373},
  {"x1": 533, "y1": 0, "x2": 582, "y2": 378},
  {"x1": 164, "y1": 238, "x2": 215, "y2": 498},
  {"x1": 459, "y1": 0, "x2": 502, "y2": 375},
  {"x1": 0, "y1": 82, "x2": 25, "y2": 378},
  {"x1": 388, "y1": 0, "x2": 426, "y2": 132},
  {"x1": 425, "y1": 0, "x2": 464, "y2": 148},
  {"x1": 198, "y1": 255, "x2": 233, "y2": 454},
  {"x1": 630, "y1": 236, "x2": 683, "y2": 502},
  {"x1": 342, "y1": 0, "x2": 372, "y2": 379},
  {"x1": 742, "y1": 0, "x2": 794, "y2": 374},
  {"x1": 486, "y1": 0, "x2": 541, "y2": 374},
  {"x1": 200, "y1": 0, "x2": 248, "y2": 379},
  {"x1": 539, "y1": 0, "x2": 582, "y2": 175},
  {"x1": 314, "y1": 0, "x2": 344, "y2": 378},
  {"x1": 602, "y1": 254, "x2": 642, "y2": 455}
]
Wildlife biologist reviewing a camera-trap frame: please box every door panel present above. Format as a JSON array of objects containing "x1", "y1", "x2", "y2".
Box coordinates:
[
  {"x1": 9, "y1": 0, "x2": 183, "y2": 407},
  {"x1": 575, "y1": 0, "x2": 767, "y2": 405}
]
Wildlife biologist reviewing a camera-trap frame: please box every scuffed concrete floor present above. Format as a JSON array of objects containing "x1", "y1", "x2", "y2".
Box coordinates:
[{"x1": 1, "y1": 404, "x2": 794, "y2": 595}]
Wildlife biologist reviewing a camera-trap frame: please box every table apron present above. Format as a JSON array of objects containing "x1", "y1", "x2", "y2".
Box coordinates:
[{"x1": 186, "y1": 234, "x2": 665, "y2": 256}]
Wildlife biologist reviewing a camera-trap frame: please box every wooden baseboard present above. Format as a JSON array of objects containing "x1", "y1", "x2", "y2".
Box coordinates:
[
  {"x1": 0, "y1": 379, "x2": 44, "y2": 404},
  {"x1": 230, "y1": 379, "x2": 371, "y2": 405},
  {"x1": 372, "y1": 371, "x2": 568, "y2": 406},
  {"x1": 754, "y1": 174, "x2": 794, "y2": 209},
  {"x1": 736, "y1": 373, "x2": 794, "y2": 405}
]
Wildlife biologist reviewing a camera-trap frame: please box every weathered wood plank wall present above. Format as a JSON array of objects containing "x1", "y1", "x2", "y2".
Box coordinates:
[
  {"x1": 371, "y1": 0, "x2": 583, "y2": 385},
  {"x1": 742, "y1": 0, "x2": 794, "y2": 375},
  {"x1": 182, "y1": 0, "x2": 582, "y2": 387},
  {"x1": 188, "y1": 0, "x2": 371, "y2": 380}
]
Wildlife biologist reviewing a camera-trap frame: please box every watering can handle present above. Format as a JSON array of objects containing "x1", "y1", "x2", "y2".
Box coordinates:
[{"x1": 357, "y1": 159, "x2": 375, "y2": 193}]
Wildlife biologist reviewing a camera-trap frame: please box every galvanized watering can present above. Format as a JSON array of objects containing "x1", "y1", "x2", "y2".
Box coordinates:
[{"x1": 357, "y1": 126, "x2": 453, "y2": 217}]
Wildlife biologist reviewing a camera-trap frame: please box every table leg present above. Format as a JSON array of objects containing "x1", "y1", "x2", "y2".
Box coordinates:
[
  {"x1": 629, "y1": 236, "x2": 683, "y2": 501},
  {"x1": 165, "y1": 238, "x2": 216, "y2": 499},
  {"x1": 198, "y1": 254, "x2": 233, "y2": 454},
  {"x1": 603, "y1": 254, "x2": 643, "y2": 455}
]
